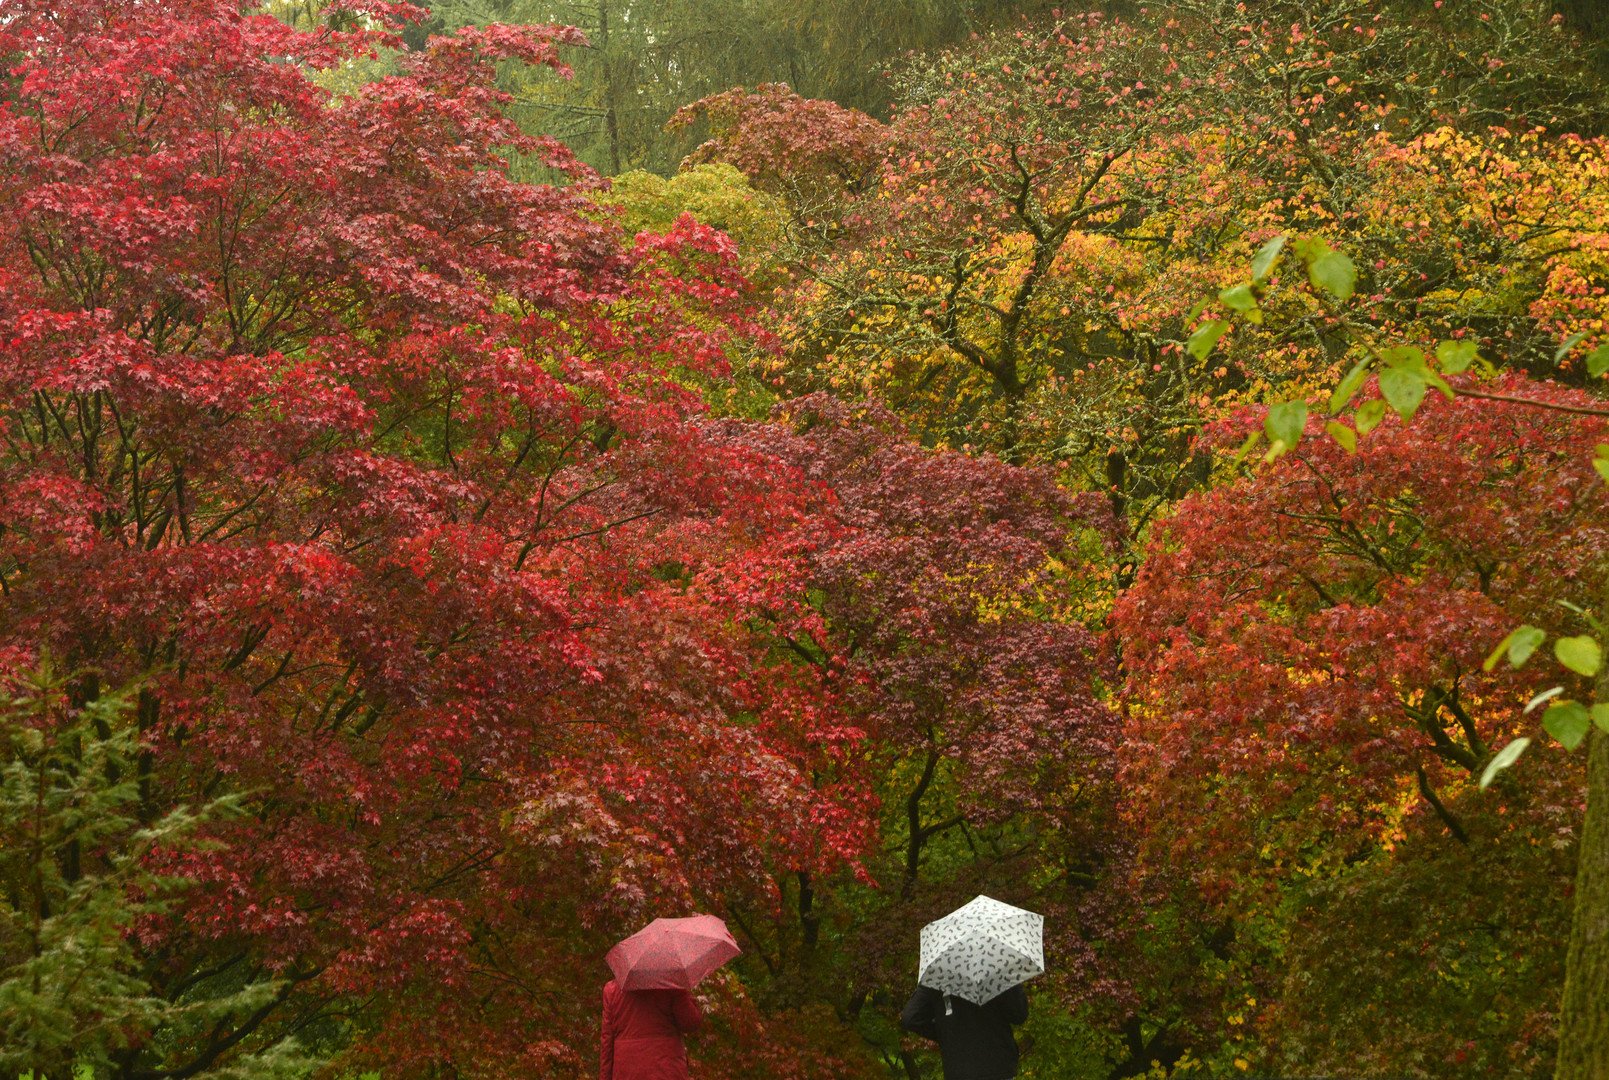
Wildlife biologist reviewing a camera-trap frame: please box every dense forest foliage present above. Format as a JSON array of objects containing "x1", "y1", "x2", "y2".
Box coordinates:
[{"x1": 2, "y1": 0, "x2": 1608, "y2": 1077}]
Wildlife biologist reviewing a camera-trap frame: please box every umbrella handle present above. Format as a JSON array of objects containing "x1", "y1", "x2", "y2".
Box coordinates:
[{"x1": 944, "y1": 995, "x2": 952, "y2": 1016}]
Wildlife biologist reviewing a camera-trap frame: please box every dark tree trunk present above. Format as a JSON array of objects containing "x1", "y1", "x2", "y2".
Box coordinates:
[
  {"x1": 599, "y1": 0, "x2": 622, "y2": 175},
  {"x1": 1556, "y1": 657, "x2": 1609, "y2": 1079}
]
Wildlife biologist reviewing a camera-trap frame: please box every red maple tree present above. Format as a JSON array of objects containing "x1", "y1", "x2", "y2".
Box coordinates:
[
  {"x1": 0, "y1": 1, "x2": 872, "y2": 1072},
  {"x1": 1114, "y1": 377, "x2": 1607, "y2": 901}
]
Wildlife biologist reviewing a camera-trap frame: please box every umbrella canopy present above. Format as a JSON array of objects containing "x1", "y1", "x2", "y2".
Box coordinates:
[
  {"x1": 606, "y1": 914, "x2": 741, "y2": 991},
  {"x1": 918, "y1": 894, "x2": 1044, "y2": 1005}
]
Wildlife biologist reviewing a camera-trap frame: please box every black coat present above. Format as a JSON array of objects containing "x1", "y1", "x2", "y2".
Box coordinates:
[{"x1": 899, "y1": 984, "x2": 1028, "y2": 1080}]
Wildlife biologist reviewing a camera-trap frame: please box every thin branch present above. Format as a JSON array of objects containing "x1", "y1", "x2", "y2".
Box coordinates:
[{"x1": 1455, "y1": 388, "x2": 1609, "y2": 418}]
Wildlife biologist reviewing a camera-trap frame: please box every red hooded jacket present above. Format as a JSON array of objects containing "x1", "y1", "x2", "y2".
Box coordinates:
[{"x1": 600, "y1": 980, "x2": 703, "y2": 1080}]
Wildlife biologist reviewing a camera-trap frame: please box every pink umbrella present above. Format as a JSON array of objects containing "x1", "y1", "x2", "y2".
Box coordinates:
[{"x1": 606, "y1": 914, "x2": 741, "y2": 991}]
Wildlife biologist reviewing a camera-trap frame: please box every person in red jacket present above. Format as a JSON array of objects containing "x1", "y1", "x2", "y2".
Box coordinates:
[{"x1": 600, "y1": 978, "x2": 703, "y2": 1080}]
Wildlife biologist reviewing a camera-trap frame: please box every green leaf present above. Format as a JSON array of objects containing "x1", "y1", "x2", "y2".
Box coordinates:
[
  {"x1": 1375, "y1": 345, "x2": 1452, "y2": 404},
  {"x1": 1251, "y1": 235, "x2": 1287, "y2": 283},
  {"x1": 1378, "y1": 366, "x2": 1427, "y2": 420},
  {"x1": 1593, "y1": 703, "x2": 1609, "y2": 734},
  {"x1": 1556, "y1": 330, "x2": 1590, "y2": 362},
  {"x1": 1589, "y1": 344, "x2": 1609, "y2": 378},
  {"x1": 1509, "y1": 626, "x2": 1548, "y2": 667},
  {"x1": 1479, "y1": 737, "x2": 1530, "y2": 789},
  {"x1": 1555, "y1": 635, "x2": 1602, "y2": 677},
  {"x1": 1232, "y1": 430, "x2": 1263, "y2": 465},
  {"x1": 1187, "y1": 319, "x2": 1230, "y2": 360},
  {"x1": 1524, "y1": 686, "x2": 1565, "y2": 714},
  {"x1": 1325, "y1": 421, "x2": 1356, "y2": 453},
  {"x1": 1218, "y1": 284, "x2": 1263, "y2": 324},
  {"x1": 1484, "y1": 624, "x2": 1546, "y2": 671},
  {"x1": 1186, "y1": 297, "x2": 1209, "y2": 323},
  {"x1": 1435, "y1": 339, "x2": 1479, "y2": 374},
  {"x1": 1354, "y1": 398, "x2": 1388, "y2": 434},
  {"x1": 1291, "y1": 236, "x2": 1327, "y2": 260},
  {"x1": 1378, "y1": 344, "x2": 1427, "y2": 370},
  {"x1": 1264, "y1": 400, "x2": 1308, "y2": 453},
  {"x1": 1595, "y1": 458, "x2": 1609, "y2": 486},
  {"x1": 1424, "y1": 368, "x2": 1456, "y2": 401},
  {"x1": 1329, "y1": 356, "x2": 1372, "y2": 414},
  {"x1": 1544, "y1": 700, "x2": 1592, "y2": 751},
  {"x1": 1309, "y1": 250, "x2": 1357, "y2": 304},
  {"x1": 1219, "y1": 284, "x2": 1258, "y2": 312}
]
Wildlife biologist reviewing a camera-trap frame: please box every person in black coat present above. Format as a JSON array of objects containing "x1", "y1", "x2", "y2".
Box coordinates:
[{"x1": 900, "y1": 983, "x2": 1028, "y2": 1080}]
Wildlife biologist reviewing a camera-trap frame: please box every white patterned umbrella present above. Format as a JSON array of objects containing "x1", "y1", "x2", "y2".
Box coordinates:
[{"x1": 918, "y1": 895, "x2": 1044, "y2": 1005}]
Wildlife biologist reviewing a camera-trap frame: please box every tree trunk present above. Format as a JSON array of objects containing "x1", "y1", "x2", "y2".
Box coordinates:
[
  {"x1": 798, "y1": 870, "x2": 820, "y2": 952},
  {"x1": 902, "y1": 748, "x2": 941, "y2": 900},
  {"x1": 1555, "y1": 659, "x2": 1609, "y2": 1079},
  {"x1": 598, "y1": 0, "x2": 622, "y2": 175}
]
